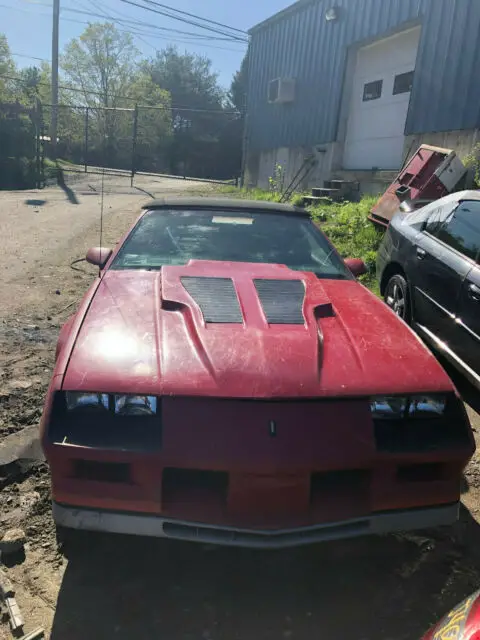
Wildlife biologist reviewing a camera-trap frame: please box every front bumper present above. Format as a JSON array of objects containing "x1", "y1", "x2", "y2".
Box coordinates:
[{"x1": 53, "y1": 501, "x2": 459, "y2": 549}]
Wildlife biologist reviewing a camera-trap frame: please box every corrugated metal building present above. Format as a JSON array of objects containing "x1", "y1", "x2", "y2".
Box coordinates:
[{"x1": 245, "y1": 0, "x2": 480, "y2": 192}]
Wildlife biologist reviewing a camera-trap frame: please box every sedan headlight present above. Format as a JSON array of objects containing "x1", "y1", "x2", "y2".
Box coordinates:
[
  {"x1": 408, "y1": 396, "x2": 446, "y2": 418},
  {"x1": 115, "y1": 395, "x2": 157, "y2": 416},
  {"x1": 65, "y1": 392, "x2": 157, "y2": 416},
  {"x1": 371, "y1": 395, "x2": 446, "y2": 420},
  {"x1": 66, "y1": 392, "x2": 109, "y2": 412}
]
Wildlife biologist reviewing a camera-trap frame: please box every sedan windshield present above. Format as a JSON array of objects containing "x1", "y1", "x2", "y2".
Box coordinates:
[{"x1": 111, "y1": 209, "x2": 352, "y2": 280}]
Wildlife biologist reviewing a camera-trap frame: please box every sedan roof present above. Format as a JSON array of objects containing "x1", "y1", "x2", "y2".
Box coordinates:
[
  {"x1": 437, "y1": 190, "x2": 480, "y2": 206},
  {"x1": 141, "y1": 197, "x2": 308, "y2": 215}
]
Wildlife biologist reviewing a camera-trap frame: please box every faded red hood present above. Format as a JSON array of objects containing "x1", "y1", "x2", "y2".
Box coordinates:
[{"x1": 62, "y1": 261, "x2": 453, "y2": 397}]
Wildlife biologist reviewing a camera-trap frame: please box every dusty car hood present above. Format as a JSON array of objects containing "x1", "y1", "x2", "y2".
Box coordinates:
[{"x1": 62, "y1": 261, "x2": 453, "y2": 397}]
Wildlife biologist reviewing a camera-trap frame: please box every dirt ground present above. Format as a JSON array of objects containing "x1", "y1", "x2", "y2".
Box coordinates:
[{"x1": 0, "y1": 173, "x2": 480, "y2": 640}]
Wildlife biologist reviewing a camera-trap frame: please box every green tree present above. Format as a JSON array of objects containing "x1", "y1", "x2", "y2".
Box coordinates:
[
  {"x1": 142, "y1": 46, "x2": 228, "y2": 176},
  {"x1": 17, "y1": 66, "x2": 42, "y2": 103},
  {"x1": 61, "y1": 23, "x2": 172, "y2": 169},
  {"x1": 61, "y1": 22, "x2": 138, "y2": 165},
  {"x1": 11, "y1": 63, "x2": 51, "y2": 105},
  {"x1": 61, "y1": 22, "x2": 139, "y2": 109},
  {"x1": 0, "y1": 33, "x2": 15, "y2": 100},
  {"x1": 143, "y1": 45, "x2": 224, "y2": 110},
  {"x1": 216, "y1": 51, "x2": 249, "y2": 180},
  {"x1": 229, "y1": 50, "x2": 248, "y2": 113},
  {"x1": 128, "y1": 73, "x2": 173, "y2": 172}
]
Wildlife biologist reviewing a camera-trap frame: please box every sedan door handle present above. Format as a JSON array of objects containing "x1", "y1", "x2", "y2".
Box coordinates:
[
  {"x1": 416, "y1": 247, "x2": 426, "y2": 260},
  {"x1": 468, "y1": 283, "x2": 480, "y2": 301}
]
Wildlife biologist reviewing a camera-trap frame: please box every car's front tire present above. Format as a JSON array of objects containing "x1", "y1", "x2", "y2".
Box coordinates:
[{"x1": 384, "y1": 274, "x2": 410, "y2": 323}]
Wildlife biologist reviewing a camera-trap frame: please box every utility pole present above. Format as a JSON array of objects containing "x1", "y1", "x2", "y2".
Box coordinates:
[{"x1": 50, "y1": 0, "x2": 60, "y2": 161}]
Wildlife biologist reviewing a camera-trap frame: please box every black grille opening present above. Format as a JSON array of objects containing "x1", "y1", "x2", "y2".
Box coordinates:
[
  {"x1": 72, "y1": 460, "x2": 131, "y2": 484},
  {"x1": 254, "y1": 279, "x2": 305, "y2": 324},
  {"x1": 374, "y1": 419, "x2": 471, "y2": 453},
  {"x1": 397, "y1": 463, "x2": 447, "y2": 483},
  {"x1": 162, "y1": 468, "x2": 229, "y2": 508},
  {"x1": 181, "y1": 276, "x2": 242, "y2": 323},
  {"x1": 310, "y1": 470, "x2": 370, "y2": 500},
  {"x1": 48, "y1": 393, "x2": 162, "y2": 452},
  {"x1": 310, "y1": 469, "x2": 370, "y2": 521}
]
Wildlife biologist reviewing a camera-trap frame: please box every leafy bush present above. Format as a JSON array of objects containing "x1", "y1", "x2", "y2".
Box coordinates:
[
  {"x1": 290, "y1": 192, "x2": 309, "y2": 207},
  {"x1": 309, "y1": 196, "x2": 382, "y2": 292},
  {"x1": 0, "y1": 157, "x2": 37, "y2": 189},
  {"x1": 268, "y1": 164, "x2": 285, "y2": 193},
  {"x1": 463, "y1": 143, "x2": 480, "y2": 187}
]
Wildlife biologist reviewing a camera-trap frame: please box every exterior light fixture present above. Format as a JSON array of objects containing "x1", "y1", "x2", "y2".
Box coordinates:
[{"x1": 325, "y1": 7, "x2": 338, "y2": 21}]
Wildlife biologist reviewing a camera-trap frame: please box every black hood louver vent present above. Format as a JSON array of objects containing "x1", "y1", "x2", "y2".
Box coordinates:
[
  {"x1": 181, "y1": 276, "x2": 243, "y2": 324},
  {"x1": 254, "y1": 279, "x2": 305, "y2": 325}
]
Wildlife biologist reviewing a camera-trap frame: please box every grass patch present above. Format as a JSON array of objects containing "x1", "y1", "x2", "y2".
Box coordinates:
[
  {"x1": 217, "y1": 186, "x2": 383, "y2": 295},
  {"x1": 217, "y1": 185, "x2": 284, "y2": 202},
  {"x1": 44, "y1": 158, "x2": 59, "y2": 181},
  {"x1": 309, "y1": 196, "x2": 383, "y2": 294}
]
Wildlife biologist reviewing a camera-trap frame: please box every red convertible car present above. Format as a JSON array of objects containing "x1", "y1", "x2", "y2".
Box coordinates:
[{"x1": 40, "y1": 198, "x2": 474, "y2": 548}]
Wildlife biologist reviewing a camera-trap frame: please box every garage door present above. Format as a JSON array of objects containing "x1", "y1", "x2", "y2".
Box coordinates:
[{"x1": 343, "y1": 27, "x2": 421, "y2": 171}]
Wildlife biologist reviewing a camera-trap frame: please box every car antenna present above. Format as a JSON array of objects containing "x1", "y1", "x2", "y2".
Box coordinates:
[{"x1": 99, "y1": 165, "x2": 105, "y2": 277}]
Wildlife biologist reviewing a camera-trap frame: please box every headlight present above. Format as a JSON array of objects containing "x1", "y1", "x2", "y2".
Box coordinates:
[
  {"x1": 65, "y1": 392, "x2": 157, "y2": 416},
  {"x1": 115, "y1": 395, "x2": 157, "y2": 416},
  {"x1": 66, "y1": 392, "x2": 109, "y2": 412},
  {"x1": 370, "y1": 396, "x2": 408, "y2": 419},
  {"x1": 371, "y1": 395, "x2": 446, "y2": 420},
  {"x1": 408, "y1": 396, "x2": 446, "y2": 418}
]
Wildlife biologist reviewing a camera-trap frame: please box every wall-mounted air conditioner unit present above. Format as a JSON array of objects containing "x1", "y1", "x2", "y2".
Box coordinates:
[{"x1": 268, "y1": 78, "x2": 295, "y2": 104}]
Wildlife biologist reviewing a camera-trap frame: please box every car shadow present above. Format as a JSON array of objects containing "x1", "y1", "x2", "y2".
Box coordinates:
[{"x1": 50, "y1": 508, "x2": 480, "y2": 640}]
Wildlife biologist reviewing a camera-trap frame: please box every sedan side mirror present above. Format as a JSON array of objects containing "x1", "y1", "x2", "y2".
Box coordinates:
[
  {"x1": 344, "y1": 258, "x2": 367, "y2": 277},
  {"x1": 86, "y1": 247, "x2": 113, "y2": 269}
]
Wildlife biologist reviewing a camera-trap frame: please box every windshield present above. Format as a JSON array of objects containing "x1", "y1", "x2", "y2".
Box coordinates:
[{"x1": 110, "y1": 209, "x2": 352, "y2": 279}]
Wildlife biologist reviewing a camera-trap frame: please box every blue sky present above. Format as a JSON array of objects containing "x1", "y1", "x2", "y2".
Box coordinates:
[{"x1": 0, "y1": 0, "x2": 292, "y2": 88}]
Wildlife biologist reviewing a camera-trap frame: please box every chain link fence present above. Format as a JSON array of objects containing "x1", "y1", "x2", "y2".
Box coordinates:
[{"x1": 41, "y1": 102, "x2": 242, "y2": 184}]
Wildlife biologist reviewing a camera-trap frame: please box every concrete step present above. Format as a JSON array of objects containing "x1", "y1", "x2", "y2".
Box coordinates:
[
  {"x1": 330, "y1": 179, "x2": 359, "y2": 191},
  {"x1": 332, "y1": 170, "x2": 396, "y2": 196},
  {"x1": 302, "y1": 195, "x2": 334, "y2": 207},
  {"x1": 311, "y1": 187, "x2": 342, "y2": 199}
]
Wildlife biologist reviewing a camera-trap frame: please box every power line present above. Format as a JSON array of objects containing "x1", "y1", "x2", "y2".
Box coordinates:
[
  {"x1": 0, "y1": 73, "x2": 240, "y2": 113},
  {"x1": 80, "y1": 0, "x2": 157, "y2": 52},
  {"x1": 140, "y1": 0, "x2": 247, "y2": 36},
  {"x1": 70, "y1": 4, "x2": 238, "y2": 41},
  {"x1": 12, "y1": 0, "x2": 245, "y2": 41},
  {"x1": 118, "y1": 0, "x2": 248, "y2": 42},
  {"x1": 60, "y1": 15, "x2": 247, "y2": 51},
  {"x1": 11, "y1": 52, "x2": 49, "y2": 62},
  {"x1": 0, "y1": 2, "x2": 246, "y2": 51}
]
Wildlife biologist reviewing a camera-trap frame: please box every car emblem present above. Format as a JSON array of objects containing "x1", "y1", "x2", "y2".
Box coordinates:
[{"x1": 269, "y1": 420, "x2": 277, "y2": 437}]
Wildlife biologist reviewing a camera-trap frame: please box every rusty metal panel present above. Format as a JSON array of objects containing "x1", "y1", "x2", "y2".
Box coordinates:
[{"x1": 247, "y1": 0, "x2": 480, "y2": 152}]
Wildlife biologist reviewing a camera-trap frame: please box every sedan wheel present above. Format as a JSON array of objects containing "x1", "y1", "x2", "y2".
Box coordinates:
[{"x1": 385, "y1": 274, "x2": 410, "y2": 323}]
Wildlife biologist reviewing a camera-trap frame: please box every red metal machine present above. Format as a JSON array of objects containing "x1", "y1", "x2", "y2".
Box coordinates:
[{"x1": 370, "y1": 144, "x2": 467, "y2": 227}]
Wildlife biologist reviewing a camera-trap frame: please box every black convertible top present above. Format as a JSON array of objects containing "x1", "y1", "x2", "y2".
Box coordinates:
[{"x1": 141, "y1": 196, "x2": 308, "y2": 216}]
